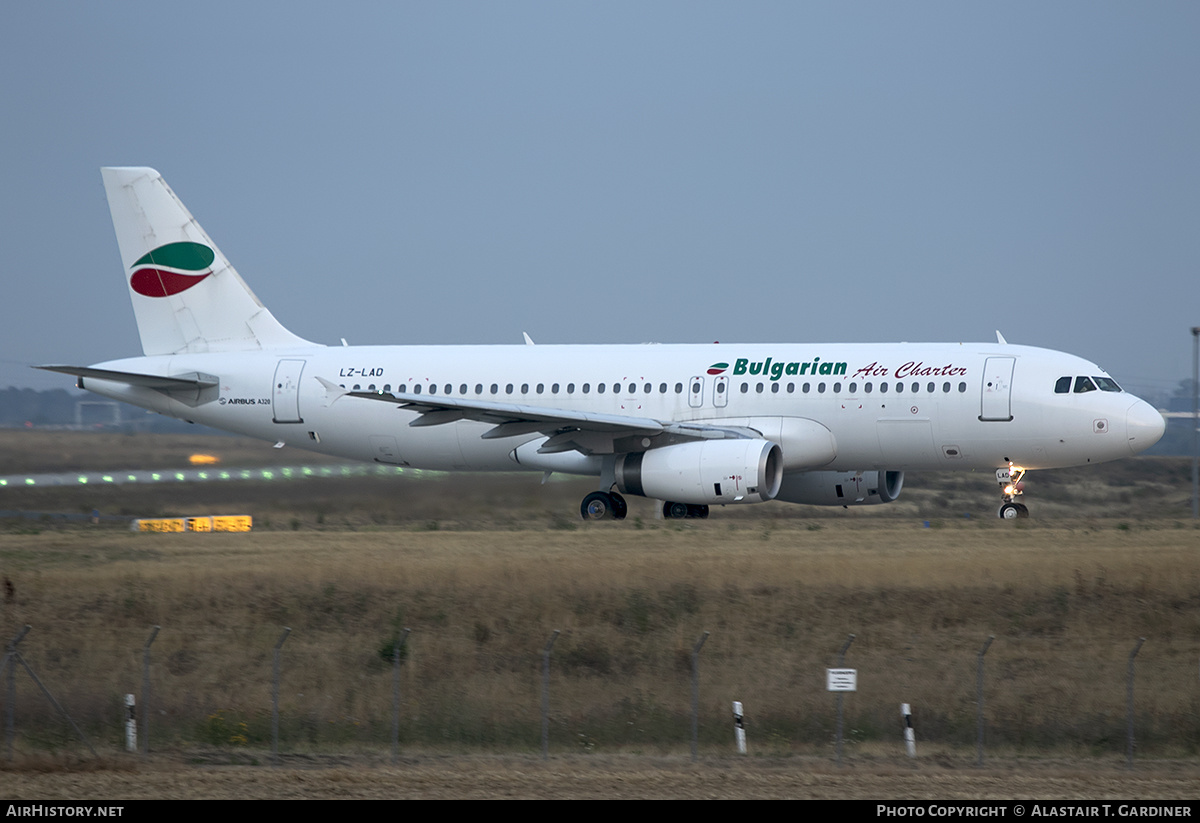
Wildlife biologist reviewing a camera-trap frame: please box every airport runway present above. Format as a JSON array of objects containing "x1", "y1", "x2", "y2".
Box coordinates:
[{"x1": 0, "y1": 462, "x2": 425, "y2": 489}]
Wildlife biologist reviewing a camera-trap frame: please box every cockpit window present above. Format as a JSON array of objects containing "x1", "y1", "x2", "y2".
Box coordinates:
[
  {"x1": 1093, "y1": 376, "x2": 1122, "y2": 392},
  {"x1": 1073, "y1": 376, "x2": 1097, "y2": 393},
  {"x1": 1054, "y1": 376, "x2": 1071, "y2": 394}
]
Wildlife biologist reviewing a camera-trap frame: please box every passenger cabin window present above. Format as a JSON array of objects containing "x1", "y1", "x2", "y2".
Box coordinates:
[
  {"x1": 1055, "y1": 376, "x2": 1071, "y2": 394},
  {"x1": 1074, "y1": 376, "x2": 1097, "y2": 393}
]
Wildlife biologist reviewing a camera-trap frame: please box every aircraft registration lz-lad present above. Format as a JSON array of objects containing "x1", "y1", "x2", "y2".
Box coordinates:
[{"x1": 41, "y1": 168, "x2": 1165, "y2": 521}]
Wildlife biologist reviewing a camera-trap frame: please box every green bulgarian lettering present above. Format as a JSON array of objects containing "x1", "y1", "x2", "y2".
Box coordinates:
[{"x1": 724, "y1": 356, "x2": 847, "y2": 380}]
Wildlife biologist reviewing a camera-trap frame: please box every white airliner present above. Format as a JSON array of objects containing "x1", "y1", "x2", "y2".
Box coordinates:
[{"x1": 40, "y1": 168, "x2": 1165, "y2": 521}]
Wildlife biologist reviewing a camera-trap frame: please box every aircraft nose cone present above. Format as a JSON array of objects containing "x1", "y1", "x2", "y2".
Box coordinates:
[{"x1": 1126, "y1": 400, "x2": 1166, "y2": 455}]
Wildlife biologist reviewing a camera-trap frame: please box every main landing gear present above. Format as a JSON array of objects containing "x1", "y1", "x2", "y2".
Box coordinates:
[
  {"x1": 580, "y1": 491, "x2": 627, "y2": 521},
  {"x1": 662, "y1": 501, "x2": 709, "y2": 520},
  {"x1": 577, "y1": 491, "x2": 710, "y2": 521},
  {"x1": 997, "y1": 464, "x2": 1030, "y2": 520}
]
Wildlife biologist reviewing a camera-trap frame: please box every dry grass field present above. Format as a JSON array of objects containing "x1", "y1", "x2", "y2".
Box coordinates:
[{"x1": 1, "y1": 430, "x2": 1198, "y2": 798}]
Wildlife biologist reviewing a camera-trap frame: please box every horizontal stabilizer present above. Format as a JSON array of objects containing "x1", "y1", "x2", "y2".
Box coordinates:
[{"x1": 35, "y1": 365, "x2": 217, "y2": 391}]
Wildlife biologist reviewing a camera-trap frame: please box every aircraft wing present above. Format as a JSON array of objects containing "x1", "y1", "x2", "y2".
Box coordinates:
[{"x1": 316, "y1": 376, "x2": 755, "y2": 453}]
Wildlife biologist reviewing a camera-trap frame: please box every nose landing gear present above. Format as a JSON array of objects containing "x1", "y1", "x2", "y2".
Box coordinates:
[{"x1": 997, "y1": 464, "x2": 1030, "y2": 519}]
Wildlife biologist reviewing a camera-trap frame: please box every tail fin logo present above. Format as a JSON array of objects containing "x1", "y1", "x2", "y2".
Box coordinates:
[{"x1": 129, "y1": 242, "x2": 215, "y2": 297}]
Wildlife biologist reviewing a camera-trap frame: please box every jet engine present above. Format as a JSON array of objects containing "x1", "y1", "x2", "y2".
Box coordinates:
[
  {"x1": 775, "y1": 470, "x2": 904, "y2": 507},
  {"x1": 615, "y1": 439, "x2": 783, "y2": 505}
]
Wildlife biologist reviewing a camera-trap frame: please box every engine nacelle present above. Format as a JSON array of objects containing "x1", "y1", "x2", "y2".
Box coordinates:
[
  {"x1": 775, "y1": 470, "x2": 904, "y2": 507},
  {"x1": 615, "y1": 439, "x2": 784, "y2": 505}
]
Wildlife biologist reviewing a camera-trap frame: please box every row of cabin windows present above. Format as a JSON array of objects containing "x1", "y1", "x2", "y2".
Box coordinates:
[
  {"x1": 1054, "y1": 375, "x2": 1123, "y2": 394},
  {"x1": 340, "y1": 380, "x2": 970, "y2": 396},
  {"x1": 735, "y1": 380, "x2": 968, "y2": 395},
  {"x1": 343, "y1": 382, "x2": 688, "y2": 395}
]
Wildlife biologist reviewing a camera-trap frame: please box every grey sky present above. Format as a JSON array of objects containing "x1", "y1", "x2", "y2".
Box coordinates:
[{"x1": 3, "y1": 2, "x2": 1197, "y2": 402}]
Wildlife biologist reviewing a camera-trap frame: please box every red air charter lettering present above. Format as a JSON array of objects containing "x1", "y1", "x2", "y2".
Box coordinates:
[
  {"x1": 894, "y1": 361, "x2": 968, "y2": 379},
  {"x1": 851, "y1": 362, "x2": 890, "y2": 379}
]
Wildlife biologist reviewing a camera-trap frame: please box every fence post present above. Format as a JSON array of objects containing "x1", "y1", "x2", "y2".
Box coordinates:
[
  {"x1": 4, "y1": 625, "x2": 31, "y2": 761},
  {"x1": 541, "y1": 630, "x2": 559, "y2": 761},
  {"x1": 141, "y1": 625, "x2": 159, "y2": 757},
  {"x1": 834, "y1": 633, "x2": 855, "y2": 765},
  {"x1": 124, "y1": 695, "x2": 136, "y2": 751},
  {"x1": 390, "y1": 628, "x2": 411, "y2": 766},
  {"x1": 901, "y1": 703, "x2": 916, "y2": 758},
  {"x1": 732, "y1": 700, "x2": 746, "y2": 754},
  {"x1": 976, "y1": 635, "x2": 994, "y2": 766},
  {"x1": 690, "y1": 631, "x2": 709, "y2": 762},
  {"x1": 271, "y1": 627, "x2": 291, "y2": 767},
  {"x1": 1126, "y1": 637, "x2": 1145, "y2": 770}
]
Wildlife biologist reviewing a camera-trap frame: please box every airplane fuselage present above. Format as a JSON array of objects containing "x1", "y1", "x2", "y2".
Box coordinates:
[{"x1": 81, "y1": 341, "x2": 1159, "y2": 476}]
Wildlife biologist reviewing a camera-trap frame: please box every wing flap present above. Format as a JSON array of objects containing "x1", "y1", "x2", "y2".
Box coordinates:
[{"x1": 334, "y1": 386, "x2": 666, "y2": 435}]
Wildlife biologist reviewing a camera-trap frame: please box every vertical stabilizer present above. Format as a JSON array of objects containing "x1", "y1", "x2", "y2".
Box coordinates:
[{"x1": 101, "y1": 167, "x2": 313, "y2": 355}]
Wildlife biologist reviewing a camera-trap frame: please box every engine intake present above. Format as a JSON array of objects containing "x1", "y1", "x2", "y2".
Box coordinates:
[
  {"x1": 615, "y1": 439, "x2": 783, "y2": 505},
  {"x1": 775, "y1": 470, "x2": 904, "y2": 506}
]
